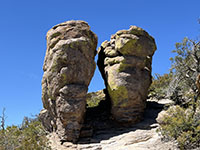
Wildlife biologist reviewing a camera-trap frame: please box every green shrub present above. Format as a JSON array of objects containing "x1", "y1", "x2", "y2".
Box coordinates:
[
  {"x1": 0, "y1": 116, "x2": 51, "y2": 150},
  {"x1": 149, "y1": 73, "x2": 172, "y2": 99},
  {"x1": 158, "y1": 105, "x2": 200, "y2": 150}
]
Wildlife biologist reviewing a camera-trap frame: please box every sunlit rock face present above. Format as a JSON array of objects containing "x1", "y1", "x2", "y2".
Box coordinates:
[
  {"x1": 97, "y1": 26, "x2": 157, "y2": 125},
  {"x1": 40, "y1": 20, "x2": 97, "y2": 143},
  {"x1": 40, "y1": 22, "x2": 157, "y2": 143}
]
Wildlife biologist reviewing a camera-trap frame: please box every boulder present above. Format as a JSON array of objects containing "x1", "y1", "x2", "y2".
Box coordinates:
[
  {"x1": 97, "y1": 26, "x2": 156, "y2": 124},
  {"x1": 86, "y1": 89, "x2": 106, "y2": 108},
  {"x1": 40, "y1": 20, "x2": 97, "y2": 143}
]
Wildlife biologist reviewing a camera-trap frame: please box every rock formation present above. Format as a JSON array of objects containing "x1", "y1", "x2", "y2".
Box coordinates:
[
  {"x1": 47, "y1": 99, "x2": 178, "y2": 150},
  {"x1": 40, "y1": 21, "x2": 157, "y2": 144},
  {"x1": 97, "y1": 26, "x2": 157, "y2": 124},
  {"x1": 40, "y1": 20, "x2": 97, "y2": 143}
]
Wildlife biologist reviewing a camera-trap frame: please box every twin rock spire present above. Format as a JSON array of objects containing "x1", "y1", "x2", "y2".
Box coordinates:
[{"x1": 40, "y1": 20, "x2": 157, "y2": 143}]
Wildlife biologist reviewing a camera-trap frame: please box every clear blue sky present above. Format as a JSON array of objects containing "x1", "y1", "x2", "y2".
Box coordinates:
[{"x1": 0, "y1": 0, "x2": 199, "y2": 126}]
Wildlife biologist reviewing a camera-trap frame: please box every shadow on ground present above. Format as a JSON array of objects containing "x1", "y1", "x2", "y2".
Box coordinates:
[{"x1": 78, "y1": 100, "x2": 164, "y2": 144}]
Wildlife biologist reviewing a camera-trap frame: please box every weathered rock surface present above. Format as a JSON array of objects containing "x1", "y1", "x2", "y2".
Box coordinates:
[
  {"x1": 97, "y1": 26, "x2": 157, "y2": 124},
  {"x1": 47, "y1": 100, "x2": 178, "y2": 150},
  {"x1": 40, "y1": 20, "x2": 97, "y2": 143}
]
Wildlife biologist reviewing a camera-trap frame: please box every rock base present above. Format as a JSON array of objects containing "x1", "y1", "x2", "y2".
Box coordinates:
[{"x1": 47, "y1": 100, "x2": 178, "y2": 150}]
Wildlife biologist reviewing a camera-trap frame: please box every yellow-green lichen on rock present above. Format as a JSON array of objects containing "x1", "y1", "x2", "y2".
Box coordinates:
[
  {"x1": 129, "y1": 25, "x2": 148, "y2": 36},
  {"x1": 50, "y1": 32, "x2": 62, "y2": 40},
  {"x1": 86, "y1": 90, "x2": 106, "y2": 108},
  {"x1": 107, "y1": 85, "x2": 128, "y2": 107},
  {"x1": 118, "y1": 62, "x2": 132, "y2": 72},
  {"x1": 97, "y1": 25, "x2": 157, "y2": 125},
  {"x1": 106, "y1": 66, "x2": 129, "y2": 107},
  {"x1": 117, "y1": 38, "x2": 133, "y2": 51},
  {"x1": 115, "y1": 36, "x2": 148, "y2": 57}
]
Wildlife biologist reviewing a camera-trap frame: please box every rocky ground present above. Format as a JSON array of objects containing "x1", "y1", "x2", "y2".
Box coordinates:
[{"x1": 48, "y1": 99, "x2": 178, "y2": 150}]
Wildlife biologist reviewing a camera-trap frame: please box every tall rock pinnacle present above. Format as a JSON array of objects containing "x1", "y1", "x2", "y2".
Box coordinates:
[
  {"x1": 40, "y1": 20, "x2": 97, "y2": 142},
  {"x1": 97, "y1": 26, "x2": 157, "y2": 125}
]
